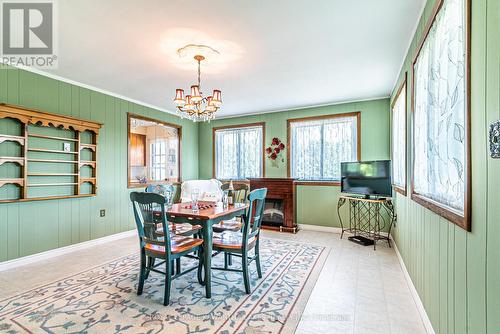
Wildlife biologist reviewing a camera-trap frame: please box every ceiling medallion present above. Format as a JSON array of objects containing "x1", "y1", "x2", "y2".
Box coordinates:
[{"x1": 173, "y1": 45, "x2": 222, "y2": 122}]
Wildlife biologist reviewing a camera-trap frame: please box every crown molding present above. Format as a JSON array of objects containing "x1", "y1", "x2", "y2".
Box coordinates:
[{"x1": 214, "y1": 95, "x2": 390, "y2": 120}]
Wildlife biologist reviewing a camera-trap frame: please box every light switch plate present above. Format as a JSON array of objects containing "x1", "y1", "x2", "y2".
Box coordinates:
[{"x1": 490, "y1": 120, "x2": 500, "y2": 158}]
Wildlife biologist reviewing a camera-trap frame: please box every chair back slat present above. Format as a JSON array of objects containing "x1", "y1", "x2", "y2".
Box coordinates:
[
  {"x1": 222, "y1": 182, "x2": 250, "y2": 203},
  {"x1": 242, "y1": 188, "x2": 267, "y2": 242},
  {"x1": 130, "y1": 192, "x2": 171, "y2": 255}
]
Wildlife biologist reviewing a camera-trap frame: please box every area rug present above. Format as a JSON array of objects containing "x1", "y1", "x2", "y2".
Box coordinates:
[{"x1": 0, "y1": 238, "x2": 328, "y2": 334}]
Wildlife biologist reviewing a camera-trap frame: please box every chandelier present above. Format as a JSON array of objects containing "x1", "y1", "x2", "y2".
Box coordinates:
[{"x1": 173, "y1": 53, "x2": 222, "y2": 122}]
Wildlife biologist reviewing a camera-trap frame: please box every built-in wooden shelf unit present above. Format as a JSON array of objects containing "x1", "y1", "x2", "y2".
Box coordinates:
[{"x1": 0, "y1": 103, "x2": 102, "y2": 203}]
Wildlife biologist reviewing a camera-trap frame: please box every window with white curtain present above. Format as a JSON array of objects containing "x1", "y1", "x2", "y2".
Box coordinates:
[
  {"x1": 391, "y1": 78, "x2": 407, "y2": 193},
  {"x1": 289, "y1": 114, "x2": 359, "y2": 181},
  {"x1": 214, "y1": 124, "x2": 263, "y2": 180},
  {"x1": 413, "y1": 0, "x2": 469, "y2": 227}
]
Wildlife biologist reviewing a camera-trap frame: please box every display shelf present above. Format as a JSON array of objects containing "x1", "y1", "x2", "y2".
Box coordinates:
[
  {"x1": 0, "y1": 178, "x2": 24, "y2": 188},
  {"x1": 0, "y1": 103, "x2": 102, "y2": 203},
  {"x1": 28, "y1": 158, "x2": 79, "y2": 164},
  {"x1": 28, "y1": 148, "x2": 78, "y2": 154},
  {"x1": 28, "y1": 133, "x2": 79, "y2": 142},
  {"x1": 80, "y1": 143, "x2": 96, "y2": 151},
  {"x1": 0, "y1": 134, "x2": 25, "y2": 145},
  {"x1": 28, "y1": 173, "x2": 78, "y2": 176},
  {"x1": 80, "y1": 161, "x2": 96, "y2": 168},
  {"x1": 28, "y1": 183, "x2": 78, "y2": 187},
  {"x1": 80, "y1": 177, "x2": 96, "y2": 184},
  {"x1": 0, "y1": 156, "x2": 25, "y2": 166}
]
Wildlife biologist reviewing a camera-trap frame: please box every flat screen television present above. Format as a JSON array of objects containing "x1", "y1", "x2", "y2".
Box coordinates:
[{"x1": 341, "y1": 160, "x2": 392, "y2": 198}]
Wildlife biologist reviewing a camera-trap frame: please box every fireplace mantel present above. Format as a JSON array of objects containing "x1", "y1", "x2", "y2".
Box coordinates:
[{"x1": 248, "y1": 178, "x2": 297, "y2": 233}]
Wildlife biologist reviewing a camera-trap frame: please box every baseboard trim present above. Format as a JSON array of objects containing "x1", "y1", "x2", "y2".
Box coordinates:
[
  {"x1": 390, "y1": 235, "x2": 435, "y2": 334},
  {"x1": 298, "y1": 224, "x2": 342, "y2": 234},
  {"x1": 0, "y1": 230, "x2": 136, "y2": 272}
]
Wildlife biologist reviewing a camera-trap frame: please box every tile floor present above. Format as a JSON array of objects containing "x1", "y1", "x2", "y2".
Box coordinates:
[{"x1": 0, "y1": 230, "x2": 427, "y2": 334}]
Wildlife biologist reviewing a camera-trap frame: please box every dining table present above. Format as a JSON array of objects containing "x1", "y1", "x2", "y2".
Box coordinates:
[{"x1": 165, "y1": 201, "x2": 248, "y2": 298}]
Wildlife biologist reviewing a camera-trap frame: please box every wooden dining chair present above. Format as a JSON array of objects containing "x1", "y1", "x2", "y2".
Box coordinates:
[
  {"x1": 145, "y1": 184, "x2": 202, "y2": 237},
  {"x1": 130, "y1": 192, "x2": 204, "y2": 306},
  {"x1": 213, "y1": 182, "x2": 250, "y2": 233},
  {"x1": 212, "y1": 188, "x2": 267, "y2": 294}
]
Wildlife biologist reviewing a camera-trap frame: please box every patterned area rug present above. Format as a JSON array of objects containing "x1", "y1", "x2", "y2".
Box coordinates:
[{"x1": 0, "y1": 238, "x2": 328, "y2": 334}]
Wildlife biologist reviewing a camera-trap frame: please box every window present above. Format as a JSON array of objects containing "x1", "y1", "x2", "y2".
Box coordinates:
[
  {"x1": 214, "y1": 123, "x2": 264, "y2": 180},
  {"x1": 412, "y1": 0, "x2": 470, "y2": 229},
  {"x1": 150, "y1": 139, "x2": 167, "y2": 180},
  {"x1": 288, "y1": 113, "x2": 359, "y2": 182},
  {"x1": 128, "y1": 114, "x2": 180, "y2": 187},
  {"x1": 391, "y1": 74, "x2": 407, "y2": 195}
]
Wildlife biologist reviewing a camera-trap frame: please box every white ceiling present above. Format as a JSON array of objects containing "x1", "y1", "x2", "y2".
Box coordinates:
[{"x1": 44, "y1": 0, "x2": 425, "y2": 118}]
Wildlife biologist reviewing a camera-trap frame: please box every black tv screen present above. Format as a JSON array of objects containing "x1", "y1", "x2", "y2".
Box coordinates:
[{"x1": 341, "y1": 160, "x2": 392, "y2": 197}]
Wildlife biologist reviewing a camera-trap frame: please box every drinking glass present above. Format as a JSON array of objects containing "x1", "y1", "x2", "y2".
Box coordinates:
[
  {"x1": 222, "y1": 190, "x2": 229, "y2": 209},
  {"x1": 191, "y1": 188, "x2": 200, "y2": 211}
]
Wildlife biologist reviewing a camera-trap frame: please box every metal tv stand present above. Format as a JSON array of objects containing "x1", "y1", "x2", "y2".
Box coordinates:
[{"x1": 337, "y1": 195, "x2": 396, "y2": 250}]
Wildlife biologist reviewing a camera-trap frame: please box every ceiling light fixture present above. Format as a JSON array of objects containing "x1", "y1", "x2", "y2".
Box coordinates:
[{"x1": 173, "y1": 45, "x2": 222, "y2": 122}]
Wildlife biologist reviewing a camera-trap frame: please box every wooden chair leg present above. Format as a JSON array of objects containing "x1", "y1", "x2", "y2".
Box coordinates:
[
  {"x1": 175, "y1": 258, "x2": 181, "y2": 275},
  {"x1": 138, "y1": 250, "x2": 146, "y2": 295},
  {"x1": 224, "y1": 253, "x2": 229, "y2": 269},
  {"x1": 242, "y1": 252, "x2": 251, "y2": 294},
  {"x1": 164, "y1": 261, "x2": 172, "y2": 306},
  {"x1": 255, "y1": 251, "x2": 262, "y2": 279},
  {"x1": 145, "y1": 256, "x2": 155, "y2": 279}
]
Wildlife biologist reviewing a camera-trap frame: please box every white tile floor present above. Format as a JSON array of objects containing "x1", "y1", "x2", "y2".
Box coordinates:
[{"x1": 0, "y1": 230, "x2": 427, "y2": 334}]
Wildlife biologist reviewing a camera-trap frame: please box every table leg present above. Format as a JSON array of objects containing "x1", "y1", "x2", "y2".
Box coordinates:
[{"x1": 202, "y1": 221, "x2": 213, "y2": 298}]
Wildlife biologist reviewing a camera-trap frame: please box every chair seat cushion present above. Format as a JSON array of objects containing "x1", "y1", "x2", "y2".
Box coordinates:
[
  {"x1": 212, "y1": 219, "x2": 243, "y2": 233},
  {"x1": 212, "y1": 231, "x2": 256, "y2": 250},
  {"x1": 145, "y1": 236, "x2": 203, "y2": 255}
]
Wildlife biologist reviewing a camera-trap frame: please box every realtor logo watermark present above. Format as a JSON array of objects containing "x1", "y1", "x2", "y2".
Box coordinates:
[{"x1": 1, "y1": 0, "x2": 58, "y2": 69}]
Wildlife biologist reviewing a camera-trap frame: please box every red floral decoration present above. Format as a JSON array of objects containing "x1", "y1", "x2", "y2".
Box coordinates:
[{"x1": 266, "y1": 137, "x2": 285, "y2": 161}]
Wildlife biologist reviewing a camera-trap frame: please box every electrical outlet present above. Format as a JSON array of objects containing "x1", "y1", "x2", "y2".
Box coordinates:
[{"x1": 100, "y1": 209, "x2": 106, "y2": 217}]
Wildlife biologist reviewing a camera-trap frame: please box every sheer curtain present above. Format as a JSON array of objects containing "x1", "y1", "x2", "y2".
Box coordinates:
[
  {"x1": 392, "y1": 83, "x2": 406, "y2": 189},
  {"x1": 215, "y1": 126, "x2": 263, "y2": 179},
  {"x1": 413, "y1": 0, "x2": 466, "y2": 212},
  {"x1": 291, "y1": 115, "x2": 358, "y2": 180}
]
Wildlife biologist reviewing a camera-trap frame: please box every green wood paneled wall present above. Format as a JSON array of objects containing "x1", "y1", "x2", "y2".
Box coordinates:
[
  {"x1": 0, "y1": 68, "x2": 199, "y2": 262},
  {"x1": 390, "y1": 0, "x2": 499, "y2": 333},
  {"x1": 197, "y1": 99, "x2": 391, "y2": 228}
]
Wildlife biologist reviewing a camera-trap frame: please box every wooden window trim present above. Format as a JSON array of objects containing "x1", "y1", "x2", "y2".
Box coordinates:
[
  {"x1": 212, "y1": 122, "x2": 266, "y2": 180},
  {"x1": 286, "y1": 112, "x2": 361, "y2": 185},
  {"x1": 391, "y1": 72, "x2": 408, "y2": 196},
  {"x1": 127, "y1": 113, "x2": 182, "y2": 188},
  {"x1": 410, "y1": 0, "x2": 471, "y2": 231}
]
